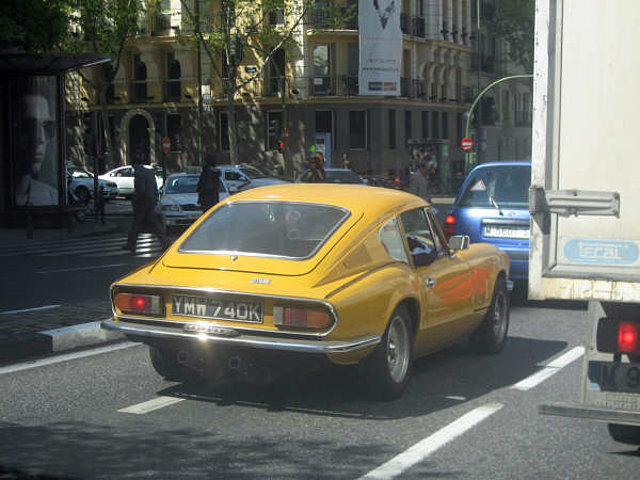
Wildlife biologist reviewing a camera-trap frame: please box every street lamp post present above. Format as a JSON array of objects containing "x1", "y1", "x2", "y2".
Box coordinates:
[{"x1": 464, "y1": 74, "x2": 533, "y2": 173}]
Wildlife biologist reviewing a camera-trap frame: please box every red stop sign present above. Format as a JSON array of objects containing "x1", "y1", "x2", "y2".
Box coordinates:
[
  {"x1": 461, "y1": 137, "x2": 474, "y2": 151},
  {"x1": 161, "y1": 136, "x2": 171, "y2": 154}
]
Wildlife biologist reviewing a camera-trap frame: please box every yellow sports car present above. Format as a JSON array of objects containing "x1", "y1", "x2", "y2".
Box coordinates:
[{"x1": 103, "y1": 184, "x2": 511, "y2": 399}]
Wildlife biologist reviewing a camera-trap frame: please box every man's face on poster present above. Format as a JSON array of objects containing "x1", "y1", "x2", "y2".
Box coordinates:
[{"x1": 19, "y1": 94, "x2": 55, "y2": 177}]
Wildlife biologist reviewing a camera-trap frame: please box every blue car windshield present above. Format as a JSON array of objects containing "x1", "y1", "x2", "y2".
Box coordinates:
[
  {"x1": 459, "y1": 165, "x2": 531, "y2": 208},
  {"x1": 164, "y1": 176, "x2": 199, "y2": 194}
]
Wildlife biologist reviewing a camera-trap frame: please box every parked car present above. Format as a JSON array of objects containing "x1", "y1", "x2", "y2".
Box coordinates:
[
  {"x1": 297, "y1": 167, "x2": 366, "y2": 184},
  {"x1": 66, "y1": 166, "x2": 119, "y2": 203},
  {"x1": 99, "y1": 165, "x2": 164, "y2": 198},
  {"x1": 103, "y1": 184, "x2": 511, "y2": 400},
  {"x1": 444, "y1": 161, "x2": 531, "y2": 282},
  {"x1": 217, "y1": 164, "x2": 289, "y2": 192},
  {"x1": 158, "y1": 173, "x2": 230, "y2": 232}
]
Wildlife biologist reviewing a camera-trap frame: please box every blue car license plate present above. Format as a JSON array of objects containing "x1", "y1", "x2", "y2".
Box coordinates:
[{"x1": 589, "y1": 361, "x2": 640, "y2": 393}]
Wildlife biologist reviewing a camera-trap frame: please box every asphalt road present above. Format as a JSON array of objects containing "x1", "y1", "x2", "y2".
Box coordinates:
[{"x1": 0, "y1": 300, "x2": 638, "y2": 479}]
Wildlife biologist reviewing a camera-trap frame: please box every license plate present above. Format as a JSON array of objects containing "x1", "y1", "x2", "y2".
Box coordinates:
[
  {"x1": 483, "y1": 225, "x2": 530, "y2": 239},
  {"x1": 595, "y1": 361, "x2": 640, "y2": 393},
  {"x1": 172, "y1": 295, "x2": 263, "y2": 323}
]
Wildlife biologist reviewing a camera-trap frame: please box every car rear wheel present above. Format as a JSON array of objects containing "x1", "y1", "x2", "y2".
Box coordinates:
[
  {"x1": 364, "y1": 306, "x2": 413, "y2": 400},
  {"x1": 608, "y1": 423, "x2": 640, "y2": 445},
  {"x1": 470, "y1": 276, "x2": 510, "y2": 354},
  {"x1": 148, "y1": 346, "x2": 202, "y2": 383}
]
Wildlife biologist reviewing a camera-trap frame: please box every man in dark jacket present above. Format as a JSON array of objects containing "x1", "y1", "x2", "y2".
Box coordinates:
[
  {"x1": 126, "y1": 158, "x2": 169, "y2": 255},
  {"x1": 197, "y1": 155, "x2": 220, "y2": 211}
]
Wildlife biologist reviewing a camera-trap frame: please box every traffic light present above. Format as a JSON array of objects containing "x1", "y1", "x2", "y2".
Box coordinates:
[{"x1": 277, "y1": 139, "x2": 285, "y2": 153}]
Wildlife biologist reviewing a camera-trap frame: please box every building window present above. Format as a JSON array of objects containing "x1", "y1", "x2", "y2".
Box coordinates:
[
  {"x1": 389, "y1": 110, "x2": 396, "y2": 149},
  {"x1": 131, "y1": 54, "x2": 148, "y2": 103},
  {"x1": 422, "y1": 110, "x2": 429, "y2": 139},
  {"x1": 315, "y1": 110, "x2": 333, "y2": 150},
  {"x1": 266, "y1": 48, "x2": 285, "y2": 97},
  {"x1": 266, "y1": 111, "x2": 282, "y2": 150},
  {"x1": 167, "y1": 114, "x2": 181, "y2": 152},
  {"x1": 166, "y1": 52, "x2": 181, "y2": 101},
  {"x1": 349, "y1": 110, "x2": 366, "y2": 149},
  {"x1": 431, "y1": 111, "x2": 439, "y2": 138},
  {"x1": 441, "y1": 112, "x2": 449, "y2": 139},
  {"x1": 312, "y1": 44, "x2": 333, "y2": 95},
  {"x1": 219, "y1": 112, "x2": 229, "y2": 151},
  {"x1": 405, "y1": 110, "x2": 413, "y2": 144}
]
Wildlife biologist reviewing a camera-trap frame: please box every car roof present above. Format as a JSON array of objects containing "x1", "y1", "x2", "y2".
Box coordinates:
[
  {"x1": 470, "y1": 161, "x2": 531, "y2": 170},
  {"x1": 225, "y1": 183, "x2": 427, "y2": 216}
]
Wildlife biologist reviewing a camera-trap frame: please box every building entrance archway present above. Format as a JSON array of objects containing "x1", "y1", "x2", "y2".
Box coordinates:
[{"x1": 120, "y1": 109, "x2": 156, "y2": 166}]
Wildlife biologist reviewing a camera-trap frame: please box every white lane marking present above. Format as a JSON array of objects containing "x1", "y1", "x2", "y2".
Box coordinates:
[
  {"x1": 0, "y1": 342, "x2": 140, "y2": 376},
  {"x1": 511, "y1": 346, "x2": 585, "y2": 391},
  {"x1": 0, "y1": 304, "x2": 61, "y2": 315},
  {"x1": 118, "y1": 396, "x2": 185, "y2": 414},
  {"x1": 445, "y1": 396, "x2": 466, "y2": 401},
  {"x1": 358, "y1": 403, "x2": 504, "y2": 480},
  {"x1": 36, "y1": 263, "x2": 128, "y2": 274}
]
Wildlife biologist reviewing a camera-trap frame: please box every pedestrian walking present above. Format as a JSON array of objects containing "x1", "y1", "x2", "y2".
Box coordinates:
[
  {"x1": 408, "y1": 161, "x2": 432, "y2": 202},
  {"x1": 197, "y1": 155, "x2": 220, "y2": 211},
  {"x1": 309, "y1": 154, "x2": 327, "y2": 182},
  {"x1": 126, "y1": 157, "x2": 169, "y2": 255}
]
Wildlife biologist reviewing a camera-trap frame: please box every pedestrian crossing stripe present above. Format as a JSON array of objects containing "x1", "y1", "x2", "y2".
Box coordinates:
[{"x1": 0, "y1": 233, "x2": 166, "y2": 258}]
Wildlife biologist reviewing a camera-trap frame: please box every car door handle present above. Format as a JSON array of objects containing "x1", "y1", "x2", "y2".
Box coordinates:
[{"x1": 425, "y1": 277, "x2": 437, "y2": 288}]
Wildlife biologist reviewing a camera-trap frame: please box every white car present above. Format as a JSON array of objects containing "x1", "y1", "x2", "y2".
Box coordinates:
[
  {"x1": 158, "y1": 173, "x2": 230, "y2": 231},
  {"x1": 99, "y1": 165, "x2": 164, "y2": 198},
  {"x1": 66, "y1": 167, "x2": 119, "y2": 203},
  {"x1": 217, "y1": 164, "x2": 289, "y2": 192}
]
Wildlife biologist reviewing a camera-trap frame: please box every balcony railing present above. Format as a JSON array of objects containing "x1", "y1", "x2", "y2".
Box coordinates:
[
  {"x1": 342, "y1": 75, "x2": 359, "y2": 95},
  {"x1": 309, "y1": 75, "x2": 335, "y2": 96},
  {"x1": 264, "y1": 76, "x2": 284, "y2": 97},
  {"x1": 165, "y1": 80, "x2": 182, "y2": 102},
  {"x1": 413, "y1": 17, "x2": 425, "y2": 37},
  {"x1": 400, "y1": 13, "x2": 411, "y2": 34},
  {"x1": 130, "y1": 81, "x2": 148, "y2": 103}
]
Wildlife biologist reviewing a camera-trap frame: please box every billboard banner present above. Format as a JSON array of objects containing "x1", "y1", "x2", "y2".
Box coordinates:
[{"x1": 358, "y1": 0, "x2": 402, "y2": 96}]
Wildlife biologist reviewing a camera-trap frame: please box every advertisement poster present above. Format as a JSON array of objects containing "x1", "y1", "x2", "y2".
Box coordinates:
[
  {"x1": 358, "y1": 0, "x2": 402, "y2": 96},
  {"x1": 11, "y1": 76, "x2": 60, "y2": 206}
]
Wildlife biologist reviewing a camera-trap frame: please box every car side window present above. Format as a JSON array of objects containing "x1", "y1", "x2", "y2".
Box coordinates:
[
  {"x1": 219, "y1": 179, "x2": 227, "y2": 192},
  {"x1": 425, "y1": 208, "x2": 449, "y2": 256},
  {"x1": 379, "y1": 218, "x2": 409, "y2": 264},
  {"x1": 400, "y1": 208, "x2": 438, "y2": 267},
  {"x1": 225, "y1": 171, "x2": 242, "y2": 181}
]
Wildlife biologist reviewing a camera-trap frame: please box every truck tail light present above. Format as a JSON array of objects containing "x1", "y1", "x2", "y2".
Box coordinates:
[
  {"x1": 273, "y1": 306, "x2": 333, "y2": 330},
  {"x1": 618, "y1": 321, "x2": 638, "y2": 354},
  {"x1": 444, "y1": 215, "x2": 456, "y2": 240},
  {"x1": 597, "y1": 318, "x2": 640, "y2": 355},
  {"x1": 115, "y1": 292, "x2": 163, "y2": 316}
]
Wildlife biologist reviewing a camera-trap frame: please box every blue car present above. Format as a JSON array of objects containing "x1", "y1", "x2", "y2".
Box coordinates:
[{"x1": 444, "y1": 161, "x2": 531, "y2": 281}]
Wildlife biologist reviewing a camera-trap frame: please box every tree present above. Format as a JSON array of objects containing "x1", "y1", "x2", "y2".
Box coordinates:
[
  {"x1": 0, "y1": 0, "x2": 69, "y2": 54},
  {"x1": 62, "y1": 0, "x2": 144, "y2": 170},
  {"x1": 486, "y1": 0, "x2": 534, "y2": 74},
  {"x1": 179, "y1": 0, "x2": 353, "y2": 170}
]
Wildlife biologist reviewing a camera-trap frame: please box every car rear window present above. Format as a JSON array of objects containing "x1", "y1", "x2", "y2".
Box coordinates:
[
  {"x1": 179, "y1": 202, "x2": 350, "y2": 259},
  {"x1": 458, "y1": 165, "x2": 531, "y2": 208},
  {"x1": 165, "y1": 176, "x2": 199, "y2": 194}
]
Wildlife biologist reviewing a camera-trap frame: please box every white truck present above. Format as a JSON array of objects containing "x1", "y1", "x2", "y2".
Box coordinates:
[{"x1": 530, "y1": 0, "x2": 640, "y2": 444}]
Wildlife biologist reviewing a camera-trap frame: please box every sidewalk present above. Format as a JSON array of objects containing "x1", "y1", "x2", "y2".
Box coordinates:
[{"x1": 0, "y1": 217, "x2": 127, "y2": 364}]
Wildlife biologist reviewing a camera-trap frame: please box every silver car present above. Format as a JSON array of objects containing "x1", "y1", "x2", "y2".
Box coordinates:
[
  {"x1": 158, "y1": 173, "x2": 230, "y2": 232},
  {"x1": 217, "y1": 164, "x2": 289, "y2": 192}
]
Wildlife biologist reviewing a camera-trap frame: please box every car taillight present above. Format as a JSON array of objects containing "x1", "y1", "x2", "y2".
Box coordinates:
[
  {"x1": 597, "y1": 318, "x2": 640, "y2": 355},
  {"x1": 114, "y1": 292, "x2": 163, "y2": 316},
  {"x1": 444, "y1": 215, "x2": 456, "y2": 240},
  {"x1": 618, "y1": 321, "x2": 639, "y2": 354},
  {"x1": 273, "y1": 306, "x2": 333, "y2": 330}
]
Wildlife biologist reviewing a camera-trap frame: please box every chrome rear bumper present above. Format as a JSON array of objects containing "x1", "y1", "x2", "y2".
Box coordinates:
[{"x1": 101, "y1": 319, "x2": 380, "y2": 354}]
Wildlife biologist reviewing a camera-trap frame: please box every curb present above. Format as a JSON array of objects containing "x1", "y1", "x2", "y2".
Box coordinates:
[{"x1": 0, "y1": 320, "x2": 125, "y2": 364}]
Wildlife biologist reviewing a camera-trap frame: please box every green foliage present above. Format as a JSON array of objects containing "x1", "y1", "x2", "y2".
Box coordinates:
[
  {"x1": 64, "y1": 0, "x2": 143, "y2": 59},
  {"x1": 486, "y1": 0, "x2": 534, "y2": 73},
  {"x1": 0, "y1": 0, "x2": 69, "y2": 54}
]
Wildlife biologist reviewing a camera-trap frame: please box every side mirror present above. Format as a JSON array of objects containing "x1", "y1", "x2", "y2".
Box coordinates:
[{"x1": 449, "y1": 235, "x2": 470, "y2": 251}]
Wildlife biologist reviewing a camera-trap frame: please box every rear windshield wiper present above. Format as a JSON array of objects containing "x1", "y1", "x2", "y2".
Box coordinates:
[{"x1": 489, "y1": 195, "x2": 504, "y2": 216}]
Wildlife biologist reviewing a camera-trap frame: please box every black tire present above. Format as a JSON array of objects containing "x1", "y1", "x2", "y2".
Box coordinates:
[
  {"x1": 364, "y1": 306, "x2": 413, "y2": 400},
  {"x1": 608, "y1": 423, "x2": 640, "y2": 445},
  {"x1": 470, "y1": 276, "x2": 510, "y2": 354},
  {"x1": 148, "y1": 346, "x2": 201, "y2": 383},
  {"x1": 75, "y1": 186, "x2": 90, "y2": 205}
]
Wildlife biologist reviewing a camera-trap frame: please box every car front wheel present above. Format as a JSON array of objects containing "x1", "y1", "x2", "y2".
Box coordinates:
[{"x1": 364, "y1": 306, "x2": 413, "y2": 400}]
